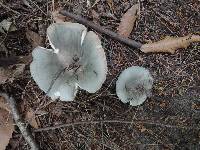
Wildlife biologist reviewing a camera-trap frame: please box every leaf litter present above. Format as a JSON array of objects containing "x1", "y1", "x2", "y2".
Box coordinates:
[{"x1": 0, "y1": 0, "x2": 200, "y2": 149}]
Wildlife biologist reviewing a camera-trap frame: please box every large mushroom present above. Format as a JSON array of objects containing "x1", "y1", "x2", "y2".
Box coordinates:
[
  {"x1": 30, "y1": 22, "x2": 107, "y2": 101},
  {"x1": 116, "y1": 66, "x2": 153, "y2": 106}
]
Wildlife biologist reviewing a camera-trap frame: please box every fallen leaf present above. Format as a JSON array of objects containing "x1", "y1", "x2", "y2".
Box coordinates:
[
  {"x1": 26, "y1": 30, "x2": 43, "y2": 48},
  {"x1": 159, "y1": 101, "x2": 167, "y2": 108},
  {"x1": 141, "y1": 35, "x2": 200, "y2": 54},
  {"x1": 0, "y1": 95, "x2": 10, "y2": 112},
  {"x1": 136, "y1": 123, "x2": 147, "y2": 133},
  {"x1": 0, "y1": 42, "x2": 8, "y2": 56},
  {"x1": 0, "y1": 110, "x2": 14, "y2": 150},
  {"x1": 0, "y1": 68, "x2": 8, "y2": 84},
  {"x1": 52, "y1": 10, "x2": 66, "y2": 23},
  {"x1": 0, "y1": 64, "x2": 25, "y2": 84},
  {"x1": 0, "y1": 96, "x2": 14, "y2": 150},
  {"x1": 140, "y1": 126, "x2": 147, "y2": 133},
  {"x1": 0, "y1": 19, "x2": 17, "y2": 34},
  {"x1": 91, "y1": 9, "x2": 100, "y2": 22},
  {"x1": 25, "y1": 108, "x2": 40, "y2": 129},
  {"x1": 192, "y1": 102, "x2": 200, "y2": 111},
  {"x1": 106, "y1": 0, "x2": 114, "y2": 10},
  {"x1": 118, "y1": 4, "x2": 140, "y2": 37}
]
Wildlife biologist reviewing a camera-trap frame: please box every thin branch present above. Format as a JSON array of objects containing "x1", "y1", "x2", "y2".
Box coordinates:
[
  {"x1": 34, "y1": 119, "x2": 200, "y2": 132},
  {"x1": 2, "y1": 93, "x2": 40, "y2": 150},
  {"x1": 59, "y1": 10, "x2": 142, "y2": 49}
]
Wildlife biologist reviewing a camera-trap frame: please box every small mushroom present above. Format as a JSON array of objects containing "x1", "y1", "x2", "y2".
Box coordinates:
[
  {"x1": 116, "y1": 66, "x2": 153, "y2": 106},
  {"x1": 30, "y1": 22, "x2": 107, "y2": 101}
]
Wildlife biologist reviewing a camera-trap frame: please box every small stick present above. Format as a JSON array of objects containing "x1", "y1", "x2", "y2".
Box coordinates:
[
  {"x1": 59, "y1": 10, "x2": 142, "y2": 49},
  {"x1": 2, "y1": 93, "x2": 40, "y2": 150}
]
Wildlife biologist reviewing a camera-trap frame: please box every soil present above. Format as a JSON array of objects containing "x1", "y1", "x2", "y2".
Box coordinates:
[{"x1": 0, "y1": 0, "x2": 200, "y2": 149}]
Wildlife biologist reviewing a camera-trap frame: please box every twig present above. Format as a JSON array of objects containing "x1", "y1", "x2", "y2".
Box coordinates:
[
  {"x1": 59, "y1": 10, "x2": 142, "y2": 49},
  {"x1": 2, "y1": 93, "x2": 40, "y2": 150},
  {"x1": 34, "y1": 119, "x2": 200, "y2": 132}
]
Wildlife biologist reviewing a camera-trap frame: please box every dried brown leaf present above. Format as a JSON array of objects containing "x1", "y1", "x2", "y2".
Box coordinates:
[
  {"x1": 140, "y1": 126, "x2": 147, "y2": 133},
  {"x1": 118, "y1": 4, "x2": 140, "y2": 37},
  {"x1": 192, "y1": 102, "x2": 200, "y2": 110},
  {"x1": 52, "y1": 10, "x2": 66, "y2": 23},
  {"x1": 141, "y1": 35, "x2": 200, "y2": 54},
  {"x1": 91, "y1": 9, "x2": 100, "y2": 23},
  {"x1": 106, "y1": 0, "x2": 114, "y2": 10},
  {"x1": 25, "y1": 108, "x2": 40, "y2": 129},
  {"x1": 26, "y1": 30, "x2": 43, "y2": 48},
  {"x1": 0, "y1": 96, "x2": 10, "y2": 112},
  {"x1": 0, "y1": 96, "x2": 14, "y2": 150}
]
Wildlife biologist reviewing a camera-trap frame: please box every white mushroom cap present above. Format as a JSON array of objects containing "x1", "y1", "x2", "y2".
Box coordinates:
[
  {"x1": 116, "y1": 66, "x2": 153, "y2": 106},
  {"x1": 30, "y1": 47, "x2": 77, "y2": 101},
  {"x1": 30, "y1": 22, "x2": 107, "y2": 101},
  {"x1": 77, "y1": 31, "x2": 107, "y2": 93}
]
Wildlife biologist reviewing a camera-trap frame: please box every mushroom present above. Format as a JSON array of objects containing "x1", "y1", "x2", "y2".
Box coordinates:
[
  {"x1": 30, "y1": 22, "x2": 107, "y2": 101},
  {"x1": 116, "y1": 66, "x2": 153, "y2": 106}
]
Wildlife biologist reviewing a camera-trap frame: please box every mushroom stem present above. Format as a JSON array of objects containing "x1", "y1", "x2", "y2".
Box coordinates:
[{"x1": 59, "y1": 10, "x2": 142, "y2": 49}]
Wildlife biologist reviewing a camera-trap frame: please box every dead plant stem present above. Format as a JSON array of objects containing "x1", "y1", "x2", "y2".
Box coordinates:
[
  {"x1": 1, "y1": 93, "x2": 40, "y2": 150},
  {"x1": 59, "y1": 10, "x2": 142, "y2": 49}
]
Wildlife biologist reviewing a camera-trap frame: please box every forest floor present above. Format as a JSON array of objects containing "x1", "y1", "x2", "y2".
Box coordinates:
[{"x1": 0, "y1": 0, "x2": 200, "y2": 149}]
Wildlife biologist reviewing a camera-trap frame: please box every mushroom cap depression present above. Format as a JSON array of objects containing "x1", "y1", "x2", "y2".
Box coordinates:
[
  {"x1": 116, "y1": 66, "x2": 153, "y2": 106},
  {"x1": 30, "y1": 22, "x2": 107, "y2": 101}
]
